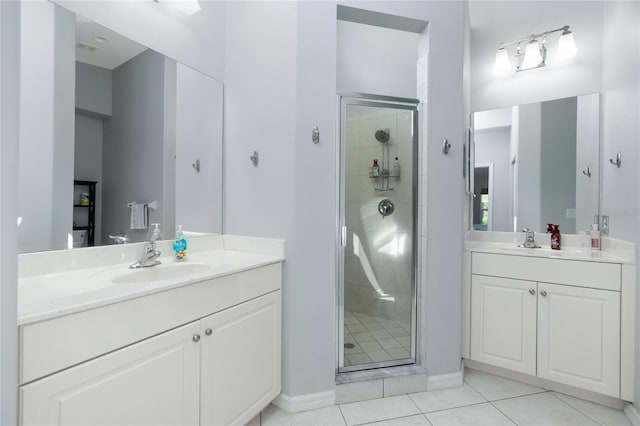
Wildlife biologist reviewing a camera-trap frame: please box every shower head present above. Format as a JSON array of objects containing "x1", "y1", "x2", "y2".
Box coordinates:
[{"x1": 375, "y1": 129, "x2": 390, "y2": 143}]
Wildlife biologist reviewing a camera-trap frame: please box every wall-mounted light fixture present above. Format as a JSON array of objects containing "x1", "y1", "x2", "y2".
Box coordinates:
[
  {"x1": 152, "y1": 0, "x2": 201, "y2": 16},
  {"x1": 494, "y1": 25, "x2": 577, "y2": 74}
]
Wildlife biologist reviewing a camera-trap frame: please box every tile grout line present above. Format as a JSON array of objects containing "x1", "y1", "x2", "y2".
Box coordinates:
[
  {"x1": 488, "y1": 400, "x2": 519, "y2": 426},
  {"x1": 547, "y1": 392, "x2": 606, "y2": 426},
  {"x1": 337, "y1": 403, "x2": 349, "y2": 426}
]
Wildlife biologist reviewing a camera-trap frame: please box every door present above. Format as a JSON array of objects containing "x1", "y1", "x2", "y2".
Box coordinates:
[
  {"x1": 20, "y1": 322, "x2": 200, "y2": 426},
  {"x1": 338, "y1": 94, "x2": 418, "y2": 373},
  {"x1": 537, "y1": 282, "x2": 620, "y2": 397},
  {"x1": 200, "y1": 291, "x2": 281, "y2": 426},
  {"x1": 471, "y1": 275, "x2": 537, "y2": 374}
]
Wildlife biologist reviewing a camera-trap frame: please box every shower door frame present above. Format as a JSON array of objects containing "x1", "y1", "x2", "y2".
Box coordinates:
[{"x1": 336, "y1": 93, "x2": 420, "y2": 374}]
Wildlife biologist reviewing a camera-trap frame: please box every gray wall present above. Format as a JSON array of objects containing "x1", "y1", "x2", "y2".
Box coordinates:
[
  {"x1": 516, "y1": 103, "x2": 541, "y2": 232},
  {"x1": 474, "y1": 127, "x2": 511, "y2": 231},
  {"x1": 18, "y1": 1, "x2": 75, "y2": 253},
  {"x1": 540, "y1": 97, "x2": 577, "y2": 233},
  {"x1": 76, "y1": 62, "x2": 112, "y2": 117},
  {"x1": 1, "y1": 1, "x2": 20, "y2": 422},
  {"x1": 102, "y1": 49, "x2": 166, "y2": 242},
  {"x1": 74, "y1": 112, "x2": 103, "y2": 244},
  {"x1": 224, "y1": 0, "x2": 466, "y2": 398}
]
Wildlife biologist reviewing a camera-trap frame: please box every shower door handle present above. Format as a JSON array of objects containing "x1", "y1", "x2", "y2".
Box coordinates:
[{"x1": 341, "y1": 226, "x2": 347, "y2": 247}]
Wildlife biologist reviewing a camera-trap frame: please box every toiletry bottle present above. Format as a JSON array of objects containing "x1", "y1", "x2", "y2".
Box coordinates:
[
  {"x1": 546, "y1": 223, "x2": 554, "y2": 233},
  {"x1": 551, "y1": 225, "x2": 561, "y2": 250},
  {"x1": 173, "y1": 225, "x2": 187, "y2": 261},
  {"x1": 372, "y1": 159, "x2": 380, "y2": 177},
  {"x1": 392, "y1": 157, "x2": 401, "y2": 177},
  {"x1": 590, "y1": 224, "x2": 601, "y2": 251}
]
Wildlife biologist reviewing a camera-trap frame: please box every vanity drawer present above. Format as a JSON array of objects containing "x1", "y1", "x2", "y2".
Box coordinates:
[
  {"x1": 472, "y1": 253, "x2": 621, "y2": 291},
  {"x1": 19, "y1": 262, "x2": 282, "y2": 385}
]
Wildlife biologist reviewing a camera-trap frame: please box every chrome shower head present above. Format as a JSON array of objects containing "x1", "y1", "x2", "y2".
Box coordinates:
[{"x1": 375, "y1": 129, "x2": 390, "y2": 143}]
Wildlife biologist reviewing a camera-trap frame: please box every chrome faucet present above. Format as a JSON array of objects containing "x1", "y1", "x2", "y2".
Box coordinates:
[
  {"x1": 518, "y1": 228, "x2": 541, "y2": 249},
  {"x1": 130, "y1": 224, "x2": 162, "y2": 269}
]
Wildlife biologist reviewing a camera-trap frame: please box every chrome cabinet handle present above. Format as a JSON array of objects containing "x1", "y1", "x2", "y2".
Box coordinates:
[
  {"x1": 540, "y1": 291, "x2": 548, "y2": 297},
  {"x1": 205, "y1": 328, "x2": 213, "y2": 336},
  {"x1": 193, "y1": 334, "x2": 201, "y2": 342},
  {"x1": 529, "y1": 289, "x2": 535, "y2": 295}
]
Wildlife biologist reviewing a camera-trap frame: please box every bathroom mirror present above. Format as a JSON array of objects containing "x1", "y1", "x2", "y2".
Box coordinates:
[
  {"x1": 471, "y1": 94, "x2": 599, "y2": 234},
  {"x1": 18, "y1": 7, "x2": 223, "y2": 253}
]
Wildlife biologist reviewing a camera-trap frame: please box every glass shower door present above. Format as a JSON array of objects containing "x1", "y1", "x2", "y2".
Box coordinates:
[{"x1": 338, "y1": 95, "x2": 418, "y2": 373}]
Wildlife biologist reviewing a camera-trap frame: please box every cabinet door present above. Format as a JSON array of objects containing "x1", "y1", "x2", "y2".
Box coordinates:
[
  {"x1": 471, "y1": 275, "x2": 537, "y2": 375},
  {"x1": 200, "y1": 291, "x2": 281, "y2": 426},
  {"x1": 21, "y1": 322, "x2": 200, "y2": 426},
  {"x1": 537, "y1": 282, "x2": 620, "y2": 397}
]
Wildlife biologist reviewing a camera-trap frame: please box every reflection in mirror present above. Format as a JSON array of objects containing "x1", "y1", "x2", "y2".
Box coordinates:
[
  {"x1": 18, "y1": 7, "x2": 223, "y2": 253},
  {"x1": 472, "y1": 94, "x2": 599, "y2": 234}
]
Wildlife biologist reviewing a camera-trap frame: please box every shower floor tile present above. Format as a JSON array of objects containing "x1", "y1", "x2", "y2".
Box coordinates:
[{"x1": 343, "y1": 310, "x2": 411, "y2": 368}]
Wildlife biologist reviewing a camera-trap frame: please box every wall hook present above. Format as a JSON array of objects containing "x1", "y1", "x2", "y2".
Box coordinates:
[
  {"x1": 609, "y1": 151, "x2": 621, "y2": 168},
  {"x1": 442, "y1": 139, "x2": 451, "y2": 155},
  {"x1": 581, "y1": 165, "x2": 591, "y2": 177},
  {"x1": 192, "y1": 159, "x2": 200, "y2": 172},
  {"x1": 250, "y1": 150, "x2": 259, "y2": 166}
]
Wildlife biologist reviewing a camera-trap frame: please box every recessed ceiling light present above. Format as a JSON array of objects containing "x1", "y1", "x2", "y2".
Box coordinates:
[{"x1": 94, "y1": 36, "x2": 109, "y2": 44}]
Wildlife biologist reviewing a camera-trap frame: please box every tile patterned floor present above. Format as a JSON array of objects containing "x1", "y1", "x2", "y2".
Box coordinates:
[
  {"x1": 259, "y1": 368, "x2": 632, "y2": 426},
  {"x1": 343, "y1": 310, "x2": 412, "y2": 366}
]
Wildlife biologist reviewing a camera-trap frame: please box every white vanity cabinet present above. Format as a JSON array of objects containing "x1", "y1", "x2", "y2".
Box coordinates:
[
  {"x1": 464, "y1": 251, "x2": 635, "y2": 401},
  {"x1": 19, "y1": 262, "x2": 283, "y2": 426}
]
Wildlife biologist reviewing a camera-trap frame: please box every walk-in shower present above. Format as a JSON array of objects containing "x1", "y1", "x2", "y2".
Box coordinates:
[{"x1": 337, "y1": 93, "x2": 418, "y2": 373}]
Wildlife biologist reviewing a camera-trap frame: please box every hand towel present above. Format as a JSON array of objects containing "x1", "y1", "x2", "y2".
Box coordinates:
[{"x1": 130, "y1": 203, "x2": 148, "y2": 230}]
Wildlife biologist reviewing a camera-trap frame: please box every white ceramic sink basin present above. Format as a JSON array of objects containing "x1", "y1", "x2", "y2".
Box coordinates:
[{"x1": 112, "y1": 262, "x2": 214, "y2": 284}]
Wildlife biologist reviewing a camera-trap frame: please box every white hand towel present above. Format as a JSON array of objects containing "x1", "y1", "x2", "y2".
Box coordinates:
[{"x1": 130, "y1": 203, "x2": 148, "y2": 230}]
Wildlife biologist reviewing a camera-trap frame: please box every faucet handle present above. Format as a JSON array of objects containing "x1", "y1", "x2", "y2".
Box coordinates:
[{"x1": 522, "y1": 228, "x2": 530, "y2": 233}]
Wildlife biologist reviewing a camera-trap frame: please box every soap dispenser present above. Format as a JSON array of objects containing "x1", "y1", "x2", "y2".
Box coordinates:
[{"x1": 173, "y1": 225, "x2": 187, "y2": 261}]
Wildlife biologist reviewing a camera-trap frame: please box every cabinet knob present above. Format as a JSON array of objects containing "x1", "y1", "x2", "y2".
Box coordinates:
[
  {"x1": 540, "y1": 291, "x2": 548, "y2": 297},
  {"x1": 529, "y1": 289, "x2": 535, "y2": 295},
  {"x1": 205, "y1": 328, "x2": 213, "y2": 336},
  {"x1": 192, "y1": 334, "x2": 201, "y2": 342}
]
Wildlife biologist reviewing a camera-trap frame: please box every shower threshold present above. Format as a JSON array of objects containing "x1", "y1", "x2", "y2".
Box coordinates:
[{"x1": 336, "y1": 364, "x2": 427, "y2": 385}]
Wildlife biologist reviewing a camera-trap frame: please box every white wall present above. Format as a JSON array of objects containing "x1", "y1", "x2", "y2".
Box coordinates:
[
  {"x1": 599, "y1": 0, "x2": 640, "y2": 408},
  {"x1": 52, "y1": 0, "x2": 225, "y2": 82},
  {"x1": 0, "y1": 1, "x2": 20, "y2": 422},
  {"x1": 474, "y1": 127, "x2": 511, "y2": 231},
  {"x1": 224, "y1": 0, "x2": 466, "y2": 398},
  {"x1": 18, "y1": 0, "x2": 75, "y2": 253},
  {"x1": 469, "y1": 1, "x2": 604, "y2": 112},
  {"x1": 337, "y1": 20, "x2": 419, "y2": 98},
  {"x1": 175, "y1": 63, "x2": 223, "y2": 234}
]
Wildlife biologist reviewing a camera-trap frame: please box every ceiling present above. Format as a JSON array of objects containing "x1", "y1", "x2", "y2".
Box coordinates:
[{"x1": 75, "y1": 15, "x2": 148, "y2": 70}]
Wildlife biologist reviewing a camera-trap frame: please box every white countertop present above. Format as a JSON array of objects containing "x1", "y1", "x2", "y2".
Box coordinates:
[
  {"x1": 465, "y1": 231, "x2": 636, "y2": 264},
  {"x1": 18, "y1": 236, "x2": 284, "y2": 325}
]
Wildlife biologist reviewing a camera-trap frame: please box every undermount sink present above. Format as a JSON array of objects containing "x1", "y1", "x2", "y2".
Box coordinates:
[{"x1": 112, "y1": 262, "x2": 213, "y2": 284}]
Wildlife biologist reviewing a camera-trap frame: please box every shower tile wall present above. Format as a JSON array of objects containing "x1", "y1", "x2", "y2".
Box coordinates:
[{"x1": 344, "y1": 106, "x2": 414, "y2": 325}]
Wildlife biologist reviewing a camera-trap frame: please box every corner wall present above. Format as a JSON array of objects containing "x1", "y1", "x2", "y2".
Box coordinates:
[
  {"x1": 599, "y1": 0, "x2": 640, "y2": 408},
  {"x1": 0, "y1": 1, "x2": 20, "y2": 422}
]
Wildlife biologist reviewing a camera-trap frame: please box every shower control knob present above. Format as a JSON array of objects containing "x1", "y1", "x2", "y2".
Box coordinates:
[{"x1": 378, "y1": 199, "x2": 395, "y2": 218}]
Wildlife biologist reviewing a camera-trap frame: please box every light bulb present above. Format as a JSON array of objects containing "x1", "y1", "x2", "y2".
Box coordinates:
[
  {"x1": 521, "y1": 39, "x2": 543, "y2": 69},
  {"x1": 166, "y1": 0, "x2": 201, "y2": 15},
  {"x1": 494, "y1": 47, "x2": 511, "y2": 74},
  {"x1": 557, "y1": 30, "x2": 577, "y2": 59}
]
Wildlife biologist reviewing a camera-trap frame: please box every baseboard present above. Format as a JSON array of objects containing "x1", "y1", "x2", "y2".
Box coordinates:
[
  {"x1": 272, "y1": 390, "x2": 336, "y2": 414},
  {"x1": 426, "y1": 364, "x2": 464, "y2": 391},
  {"x1": 625, "y1": 404, "x2": 640, "y2": 426}
]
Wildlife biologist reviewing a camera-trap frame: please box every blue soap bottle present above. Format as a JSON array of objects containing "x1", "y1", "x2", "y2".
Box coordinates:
[{"x1": 172, "y1": 225, "x2": 187, "y2": 261}]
